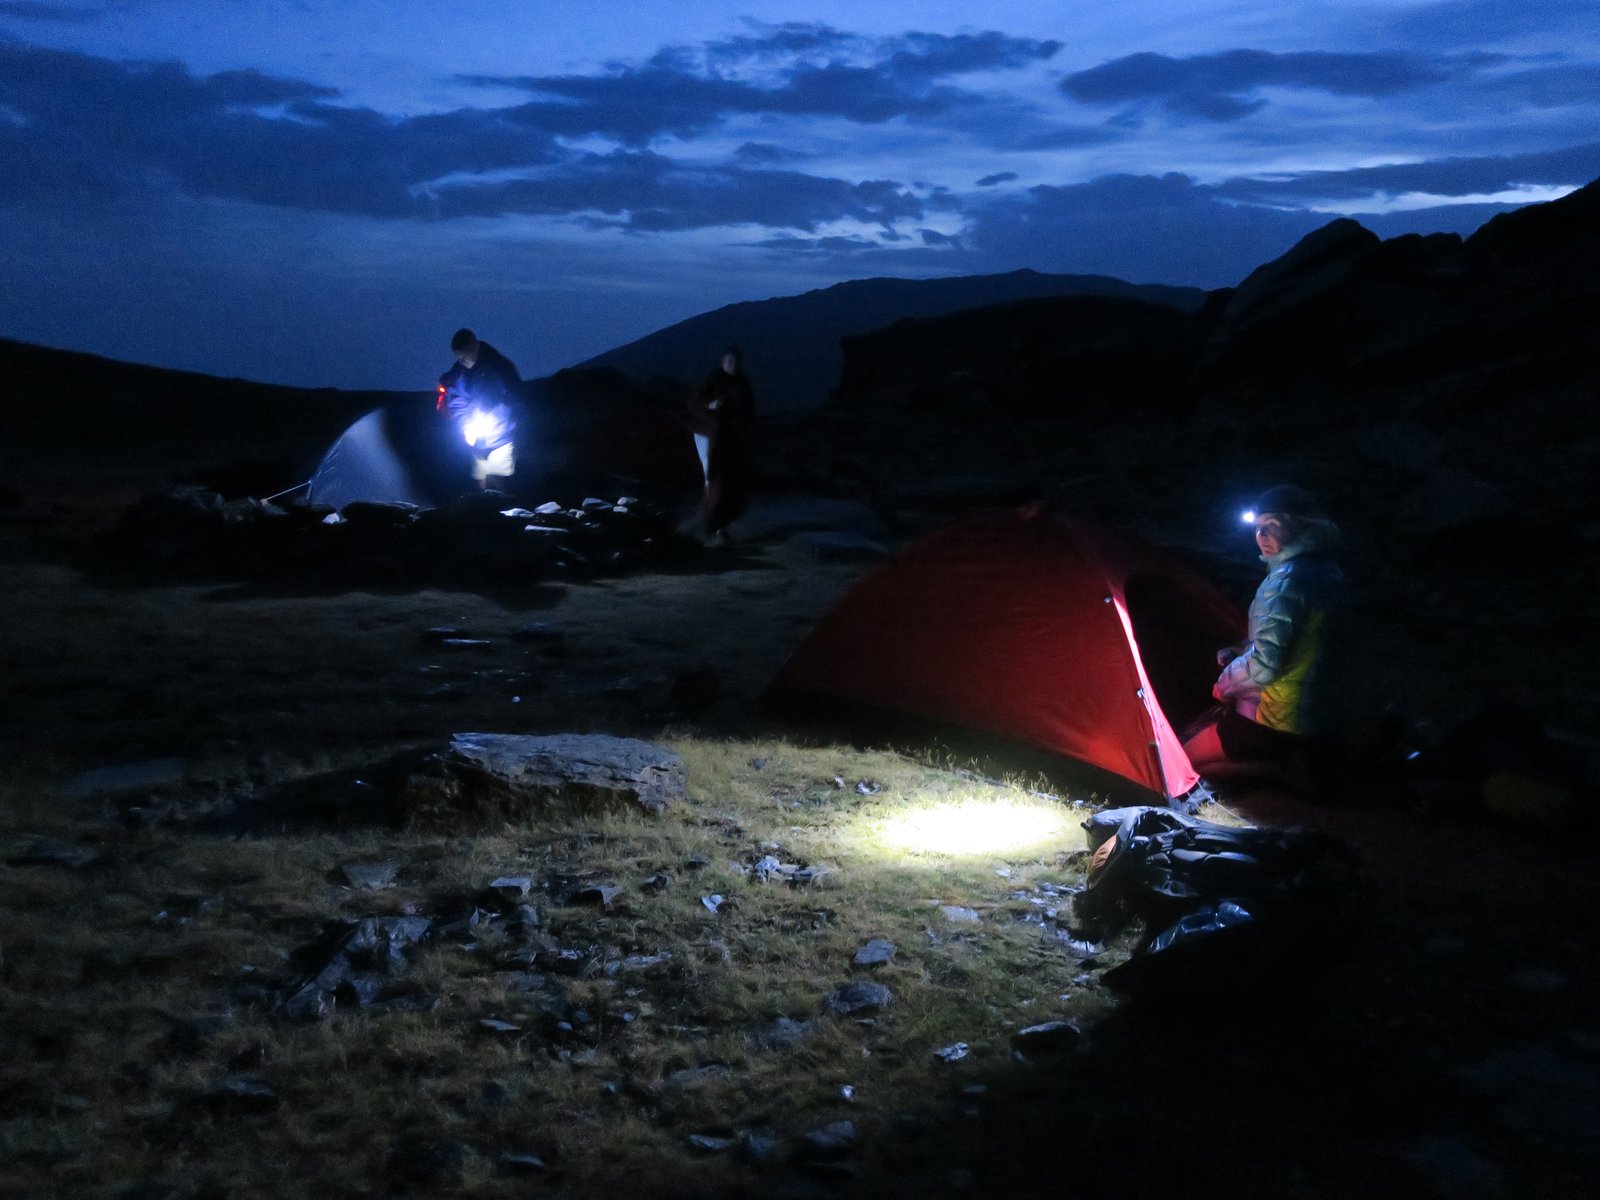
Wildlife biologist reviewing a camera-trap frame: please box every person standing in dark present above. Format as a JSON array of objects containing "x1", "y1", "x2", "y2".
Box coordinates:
[
  {"x1": 685, "y1": 346, "x2": 757, "y2": 546},
  {"x1": 438, "y1": 328, "x2": 521, "y2": 491}
]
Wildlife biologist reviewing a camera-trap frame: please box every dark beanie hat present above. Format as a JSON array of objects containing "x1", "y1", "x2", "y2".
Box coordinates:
[{"x1": 1251, "y1": 484, "x2": 1323, "y2": 519}]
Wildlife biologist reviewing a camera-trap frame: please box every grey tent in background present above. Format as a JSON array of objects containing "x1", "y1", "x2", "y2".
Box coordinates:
[{"x1": 306, "y1": 402, "x2": 474, "y2": 510}]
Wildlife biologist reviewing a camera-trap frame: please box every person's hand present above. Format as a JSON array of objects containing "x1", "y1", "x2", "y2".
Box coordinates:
[{"x1": 1215, "y1": 644, "x2": 1243, "y2": 668}]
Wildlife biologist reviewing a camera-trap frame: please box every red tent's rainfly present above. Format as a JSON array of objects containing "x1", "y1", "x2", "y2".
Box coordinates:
[{"x1": 767, "y1": 507, "x2": 1243, "y2": 799}]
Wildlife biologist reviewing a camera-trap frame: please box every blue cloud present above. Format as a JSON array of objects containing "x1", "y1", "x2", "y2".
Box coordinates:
[
  {"x1": 1061, "y1": 48, "x2": 1486, "y2": 121},
  {"x1": 732, "y1": 141, "x2": 800, "y2": 165},
  {"x1": 976, "y1": 172, "x2": 1018, "y2": 187},
  {"x1": 1215, "y1": 141, "x2": 1600, "y2": 205},
  {"x1": 425, "y1": 150, "x2": 922, "y2": 232},
  {"x1": 749, "y1": 232, "x2": 884, "y2": 256},
  {"x1": 748, "y1": 172, "x2": 1331, "y2": 284},
  {"x1": 957, "y1": 173, "x2": 1323, "y2": 284},
  {"x1": 1480, "y1": 63, "x2": 1600, "y2": 109},
  {"x1": 702, "y1": 22, "x2": 861, "y2": 65},
  {"x1": 882, "y1": 31, "x2": 1062, "y2": 79},
  {"x1": 1384, "y1": 0, "x2": 1600, "y2": 46},
  {"x1": 0, "y1": 39, "x2": 927, "y2": 231},
  {"x1": 473, "y1": 27, "x2": 1057, "y2": 145},
  {"x1": 700, "y1": 23, "x2": 1060, "y2": 79}
]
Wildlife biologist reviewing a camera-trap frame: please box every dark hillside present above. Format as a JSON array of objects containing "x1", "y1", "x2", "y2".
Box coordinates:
[
  {"x1": 834, "y1": 293, "x2": 1206, "y2": 420},
  {"x1": 579, "y1": 268, "x2": 1206, "y2": 412},
  {"x1": 0, "y1": 338, "x2": 398, "y2": 453}
]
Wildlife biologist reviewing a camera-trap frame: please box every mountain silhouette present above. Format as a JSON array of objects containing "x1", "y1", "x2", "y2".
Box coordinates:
[{"x1": 576, "y1": 268, "x2": 1206, "y2": 412}]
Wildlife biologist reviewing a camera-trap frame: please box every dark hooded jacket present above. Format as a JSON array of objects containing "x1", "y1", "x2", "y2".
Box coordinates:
[
  {"x1": 440, "y1": 341, "x2": 521, "y2": 451},
  {"x1": 688, "y1": 362, "x2": 757, "y2": 530}
]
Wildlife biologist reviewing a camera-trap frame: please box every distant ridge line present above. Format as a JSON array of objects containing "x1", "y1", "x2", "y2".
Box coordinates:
[{"x1": 575, "y1": 268, "x2": 1207, "y2": 412}]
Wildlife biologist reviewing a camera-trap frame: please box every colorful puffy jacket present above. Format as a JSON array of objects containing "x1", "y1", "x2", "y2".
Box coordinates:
[{"x1": 1214, "y1": 523, "x2": 1345, "y2": 736}]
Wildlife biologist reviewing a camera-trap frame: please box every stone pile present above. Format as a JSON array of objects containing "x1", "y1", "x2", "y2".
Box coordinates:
[{"x1": 101, "y1": 486, "x2": 694, "y2": 586}]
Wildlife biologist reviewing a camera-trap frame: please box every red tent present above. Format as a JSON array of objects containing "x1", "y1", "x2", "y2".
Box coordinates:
[{"x1": 767, "y1": 507, "x2": 1243, "y2": 799}]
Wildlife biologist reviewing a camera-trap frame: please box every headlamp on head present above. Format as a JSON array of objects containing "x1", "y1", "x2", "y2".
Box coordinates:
[{"x1": 1240, "y1": 509, "x2": 1257, "y2": 525}]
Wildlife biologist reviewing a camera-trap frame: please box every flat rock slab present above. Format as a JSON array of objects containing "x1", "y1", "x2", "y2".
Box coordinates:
[{"x1": 410, "y1": 733, "x2": 685, "y2": 824}]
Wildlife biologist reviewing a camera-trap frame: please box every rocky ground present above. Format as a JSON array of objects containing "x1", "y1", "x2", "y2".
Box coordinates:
[{"x1": 2, "y1": 399, "x2": 1599, "y2": 1198}]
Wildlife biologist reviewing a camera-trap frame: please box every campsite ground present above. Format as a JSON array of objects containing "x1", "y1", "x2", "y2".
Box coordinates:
[{"x1": 2, "y1": 411, "x2": 1599, "y2": 1199}]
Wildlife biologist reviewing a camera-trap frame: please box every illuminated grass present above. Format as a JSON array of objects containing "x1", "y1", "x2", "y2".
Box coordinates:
[
  {"x1": 0, "y1": 735, "x2": 1111, "y2": 1199},
  {"x1": 860, "y1": 793, "x2": 1081, "y2": 859}
]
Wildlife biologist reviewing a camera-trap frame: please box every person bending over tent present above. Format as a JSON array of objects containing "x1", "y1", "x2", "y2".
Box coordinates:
[
  {"x1": 1182, "y1": 484, "x2": 1347, "y2": 792},
  {"x1": 439, "y1": 328, "x2": 520, "y2": 491},
  {"x1": 684, "y1": 346, "x2": 757, "y2": 546}
]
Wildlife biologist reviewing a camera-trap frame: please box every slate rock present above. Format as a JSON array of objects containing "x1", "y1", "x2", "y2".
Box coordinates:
[
  {"x1": 787, "y1": 865, "x2": 835, "y2": 887},
  {"x1": 826, "y1": 982, "x2": 893, "y2": 1017},
  {"x1": 506, "y1": 904, "x2": 542, "y2": 935},
  {"x1": 571, "y1": 883, "x2": 623, "y2": 909},
  {"x1": 334, "y1": 975, "x2": 388, "y2": 1008},
  {"x1": 339, "y1": 861, "x2": 399, "y2": 890},
  {"x1": 411, "y1": 733, "x2": 685, "y2": 822},
  {"x1": 798, "y1": 1120, "x2": 858, "y2": 1162},
  {"x1": 1010, "y1": 1020, "x2": 1084, "y2": 1056},
  {"x1": 345, "y1": 916, "x2": 432, "y2": 971},
  {"x1": 853, "y1": 939, "x2": 897, "y2": 967}
]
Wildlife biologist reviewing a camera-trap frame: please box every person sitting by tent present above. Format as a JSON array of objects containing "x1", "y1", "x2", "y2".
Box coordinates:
[
  {"x1": 439, "y1": 328, "x2": 520, "y2": 491},
  {"x1": 1181, "y1": 484, "x2": 1347, "y2": 793},
  {"x1": 684, "y1": 346, "x2": 757, "y2": 546}
]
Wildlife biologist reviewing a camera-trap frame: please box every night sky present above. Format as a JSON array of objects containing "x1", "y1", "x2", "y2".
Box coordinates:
[{"x1": 2, "y1": 1, "x2": 1595, "y2": 391}]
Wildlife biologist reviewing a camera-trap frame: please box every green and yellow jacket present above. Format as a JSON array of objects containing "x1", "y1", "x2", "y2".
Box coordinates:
[{"x1": 1215, "y1": 525, "x2": 1345, "y2": 736}]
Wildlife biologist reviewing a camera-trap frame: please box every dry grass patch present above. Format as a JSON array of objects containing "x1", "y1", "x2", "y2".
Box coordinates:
[{"x1": 1, "y1": 734, "x2": 1118, "y2": 1197}]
